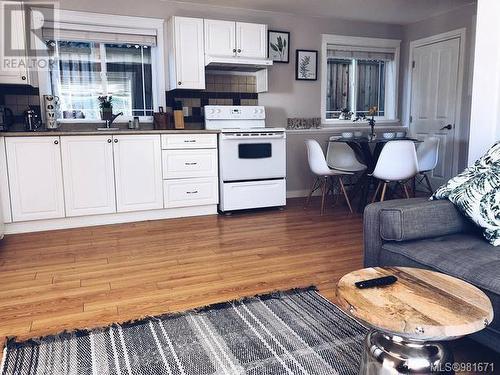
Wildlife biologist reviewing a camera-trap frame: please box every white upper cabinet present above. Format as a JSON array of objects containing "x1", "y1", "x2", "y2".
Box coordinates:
[
  {"x1": 113, "y1": 135, "x2": 163, "y2": 213},
  {"x1": 0, "y1": 1, "x2": 29, "y2": 85},
  {"x1": 168, "y1": 16, "x2": 205, "y2": 90},
  {"x1": 204, "y1": 19, "x2": 267, "y2": 59},
  {"x1": 61, "y1": 136, "x2": 116, "y2": 217},
  {"x1": 236, "y1": 22, "x2": 267, "y2": 59},
  {"x1": 204, "y1": 19, "x2": 236, "y2": 57},
  {"x1": 6, "y1": 136, "x2": 65, "y2": 222}
]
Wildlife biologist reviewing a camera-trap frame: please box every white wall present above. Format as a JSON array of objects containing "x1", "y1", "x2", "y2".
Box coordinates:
[
  {"x1": 57, "y1": 0, "x2": 403, "y2": 128},
  {"x1": 468, "y1": 0, "x2": 500, "y2": 164}
]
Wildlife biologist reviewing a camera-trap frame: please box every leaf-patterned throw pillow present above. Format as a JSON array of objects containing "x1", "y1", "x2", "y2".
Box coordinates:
[{"x1": 432, "y1": 141, "x2": 500, "y2": 246}]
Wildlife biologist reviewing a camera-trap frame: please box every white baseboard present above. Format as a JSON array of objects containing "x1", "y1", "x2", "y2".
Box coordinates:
[{"x1": 4, "y1": 205, "x2": 218, "y2": 234}]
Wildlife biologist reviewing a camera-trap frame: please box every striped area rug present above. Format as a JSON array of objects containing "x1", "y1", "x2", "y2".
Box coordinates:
[{"x1": 1, "y1": 287, "x2": 367, "y2": 375}]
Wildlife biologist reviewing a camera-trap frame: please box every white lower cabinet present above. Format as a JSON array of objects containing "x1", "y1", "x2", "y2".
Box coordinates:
[
  {"x1": 164, "y1": 177, "x2": 218, "y2": 208},
  {"x1": 61, "y1": 136, "x2": 116, "y2": 217},
  {"x1": 0, "y1": 138, "x2": 12, "y2": 223},
  {"x1": 113, "y1": 135, "x2": 163, "y2": 213},
  {"x1": 6, "y1": 136, "x2": 65, "y2": 222},
  {"x1": 2, "y1": 133, "x2": 218, "y2": 230}
]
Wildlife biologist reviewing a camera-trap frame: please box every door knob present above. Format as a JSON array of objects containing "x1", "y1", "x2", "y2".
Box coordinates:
[{"x1": 440, "y1": 124, "x2": 453, "y2": 130}]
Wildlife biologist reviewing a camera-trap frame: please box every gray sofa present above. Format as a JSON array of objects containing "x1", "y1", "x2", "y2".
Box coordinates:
[{"x1": 364, "y1": 198, "x2": 500, "y2": 351}]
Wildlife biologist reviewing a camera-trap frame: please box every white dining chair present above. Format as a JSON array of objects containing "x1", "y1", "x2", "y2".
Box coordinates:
[
  {"x1": 305, "y1": 139, "x2": 353, "y2": 215},
  {"x1": 416, "y1": 137, "x2": 440, "y2": 193},
  {"x1": 371, "y1": 140, "x2": 419, "y2": 202},
  {"x1": 326, "y1": 140, "x2": 367, "y2": 172}
]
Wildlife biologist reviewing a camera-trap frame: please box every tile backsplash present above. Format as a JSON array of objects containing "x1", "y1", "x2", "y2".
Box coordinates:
[
  {"x1": 166, "y1": 73, "x2": 259, "y2": 128},
  {"x1": 0, "y1": 85, "x2": 41, "y2": 124}
]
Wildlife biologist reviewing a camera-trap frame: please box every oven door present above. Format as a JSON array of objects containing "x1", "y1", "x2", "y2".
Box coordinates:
[{"x1": 219, "y1": 132, "x2": 286, "y2": 181}]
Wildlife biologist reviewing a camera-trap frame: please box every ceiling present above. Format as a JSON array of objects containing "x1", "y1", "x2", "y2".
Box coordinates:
[{"x1": 170, "y1": 0, "x2": 475, "y2": 25}]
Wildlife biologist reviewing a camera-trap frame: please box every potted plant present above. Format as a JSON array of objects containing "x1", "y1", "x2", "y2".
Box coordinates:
[
  {"x1": 367, "y1": 106, "x2": 378, "y2": 139},
  {"x1": 98, "y1": 96, "x2": 113, "y2": 121}
]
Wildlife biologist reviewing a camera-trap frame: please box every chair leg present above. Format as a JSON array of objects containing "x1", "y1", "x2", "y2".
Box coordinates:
[
  {"x1": 320, "y1": 177, "x2": 328, "y2": 216},
  {"x1": 372, "y1": 181, "x2": 382, "y2": 203},
  {"x1": 424, "y1": 173, "x2": 433, "y2": 194},
  {"x1": 412, "y1": 176, "x2": 417, "y2": 198},
  {"x1": 402, "y1": 182, "x2": 410, "y2": 199},
  {"x1": 304, "y1": 177, "x2": 320, "y2": 209},
  {"x1": 380, "y1": 182, "x2": 388, "y2": 202},
  {"x1": 338, "y1": 176, "x2": 353, "y2": 213}
]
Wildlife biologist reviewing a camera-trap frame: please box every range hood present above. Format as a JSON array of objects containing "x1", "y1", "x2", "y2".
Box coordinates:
[{"x1": 205, "y1": 55, "x2": 273, "y2": 72}]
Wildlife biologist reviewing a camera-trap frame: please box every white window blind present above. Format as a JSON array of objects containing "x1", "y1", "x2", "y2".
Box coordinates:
[
  {"x1": 327, "y1": 45, "x2": 395, "y2": 61},
  {"x1": 42, "y1": 23, "x2": 157, "y2": 46}
]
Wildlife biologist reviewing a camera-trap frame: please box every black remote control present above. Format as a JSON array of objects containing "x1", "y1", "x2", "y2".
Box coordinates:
[{"x1": 355, "y1": 275, "x2": 397, "y2": 289}]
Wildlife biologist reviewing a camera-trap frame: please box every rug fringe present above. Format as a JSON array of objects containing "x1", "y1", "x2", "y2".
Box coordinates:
[{"x1": 5, "y1": 285, "x2": 319, "y2": 349}]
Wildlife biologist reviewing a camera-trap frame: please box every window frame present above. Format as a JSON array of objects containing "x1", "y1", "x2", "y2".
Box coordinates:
[
  {"x1": 35, "y1": 9, "x2": 166, "y2": 124},
  {"x1": 320, "y1": 34, "x2": 401, "y2": 126}
]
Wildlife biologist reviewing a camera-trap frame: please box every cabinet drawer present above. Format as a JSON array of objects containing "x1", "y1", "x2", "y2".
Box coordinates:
[
  {"x1": 162, "y1": 149, "x2": 218, "y2": 179},
  {"x1": 164, "y1": 177, "x2": 218, "y2": 208},
  {"x1": 161, "y1": 134, "x2": 217, "y2": 149}
]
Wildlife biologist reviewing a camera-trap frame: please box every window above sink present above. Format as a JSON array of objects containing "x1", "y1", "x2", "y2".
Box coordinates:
[{"x1": 35, "y1": 9, "x2": 166, "y2": 123}]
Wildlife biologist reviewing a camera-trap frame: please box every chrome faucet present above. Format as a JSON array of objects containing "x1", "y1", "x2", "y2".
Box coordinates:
[{"x1": 104, "y1": 112, "x2": 123, "y2": 128}]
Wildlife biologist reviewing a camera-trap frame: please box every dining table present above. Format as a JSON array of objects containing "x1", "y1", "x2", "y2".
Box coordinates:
[{"x1": 328, "y1": 135, "x2": 422, "y2": 212}]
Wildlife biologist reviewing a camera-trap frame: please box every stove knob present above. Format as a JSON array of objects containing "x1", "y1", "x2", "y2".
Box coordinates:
[
  {"x1": 216, "y1": 108, "x2": 222, "y2": 114},
  {"x1": 208, "y1": 108, "x2": 215, "y2": 115}
]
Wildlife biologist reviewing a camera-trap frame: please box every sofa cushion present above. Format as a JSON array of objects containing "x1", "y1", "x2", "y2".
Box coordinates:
[
  {"x1": 380, "y1": 234, "x2": 500, "y2": 333},
  {"x1": 378, "y1": 242, "x2": 500, "y2": 335},
  {"x1": 432, "y1": 141, "x2": 500, "y2": 246},
  {"x1": 381, "y1": 234, "x2": 500, "y2": 295},
  {"x1": 379, "y1": 199, "x2": 474, "y2": 242}
]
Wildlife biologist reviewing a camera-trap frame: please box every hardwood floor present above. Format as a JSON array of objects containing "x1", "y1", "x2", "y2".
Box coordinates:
[{"x1": 0, "y1": 198, "x2": 498, "y2": 373}]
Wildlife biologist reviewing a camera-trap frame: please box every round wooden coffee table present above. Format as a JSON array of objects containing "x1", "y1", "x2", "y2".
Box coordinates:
[{"x1": 336, "y1": 267, "x2": 494, "y2": 374}]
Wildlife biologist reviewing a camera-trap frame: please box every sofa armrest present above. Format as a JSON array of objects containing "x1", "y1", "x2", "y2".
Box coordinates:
[{"x1": 363, "y1": 198, "x2": 474, "y2": 267}]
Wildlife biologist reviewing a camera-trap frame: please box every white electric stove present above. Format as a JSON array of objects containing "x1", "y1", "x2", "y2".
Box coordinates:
[{"x1": 205, "y1": 106, "x2": 286, "y2": 213}]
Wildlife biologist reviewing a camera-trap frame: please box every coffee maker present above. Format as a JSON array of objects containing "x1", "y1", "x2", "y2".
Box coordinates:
[
  {"x1": 0, "y1": 106, "x2": 14, "y2": 131},
  {"x1": 24, "y1": 107, "x2": 42, "y2": 132}
]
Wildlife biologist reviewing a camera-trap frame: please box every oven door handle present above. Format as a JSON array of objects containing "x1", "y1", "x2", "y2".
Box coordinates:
[{"x1": 221, "y1": 134, "x2": 285, "y2": 140}]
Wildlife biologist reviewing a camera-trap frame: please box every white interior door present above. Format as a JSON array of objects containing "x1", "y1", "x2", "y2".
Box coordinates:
[
  {"x1": 410, "y1": 37, "x2": 461, "y2": 187},
  {"x1": 204, "y1": 19, "x2": 236, "y2": 57},
  {"x1": 61, "y1": 136, "x2": 116, "y2": 217}
]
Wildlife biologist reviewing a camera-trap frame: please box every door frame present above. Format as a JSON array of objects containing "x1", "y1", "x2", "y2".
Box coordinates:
[{"x1": 406, "y1": 28, "x2": 466, "y2": 177}]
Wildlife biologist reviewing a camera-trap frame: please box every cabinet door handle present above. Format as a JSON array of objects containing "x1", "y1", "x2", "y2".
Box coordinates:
[
  {"x1": 54, "y1": 140, "x2": 59, "y2": 145},
  {"x1": 233, "y1": 48, "x2": 236, "y2": 53},
  {"x1": 178, "y1": 81, "x2": 182, "y2": 85},
  {"x1": 186, "y1": 190, "x2": 198, "y2": 194},
  {"x1": 21, "y1": 76, "x2": 26, "y2": 81},
  {"x1": 185, "y1": 162, "x2": 197, "y2": 166},
  {"x1": 184, "y1": 139, "x2": 196, "y2": 143},
  {"x1": 237, "y1": 49, "x2": 241, "y2": 53},
  {"x1": 114, "y1": 139, "x2": 118, "y2": 143},
  {"x1": 107, "y1": 139, "x2": 112, "y2": 143}
]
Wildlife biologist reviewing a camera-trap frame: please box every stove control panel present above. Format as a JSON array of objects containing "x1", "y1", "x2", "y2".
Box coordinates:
[{"x1": 205, "y1": 106, "x2": 265, "y2": 120}]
